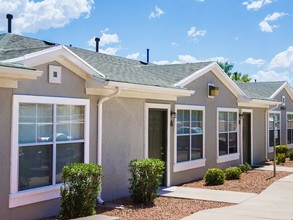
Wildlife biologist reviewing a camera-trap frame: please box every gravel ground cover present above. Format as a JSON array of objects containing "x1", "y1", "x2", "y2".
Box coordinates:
[
  {"x1": 94, "y1": 169, "x2": 291, "y2": 220},
  {"x1": 182, "y1": 169, "x2": 291, "y2": 194},
  {"x1": 264, "y1": 158, "x2": 293, "y2": 167},
  {"x1": 96, "y1": 197, "x2": 230, "y2": 220}
]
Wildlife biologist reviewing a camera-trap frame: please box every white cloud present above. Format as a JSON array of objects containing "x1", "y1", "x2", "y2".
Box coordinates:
[
  {"x1": 87, "y1": 32, "x2": 120, "y2": 48},
  {"x1": 251, "y1": 70, "x2": 292, "y2": 85},
  {"x1": 153, "y1": 55, "x2": 226, "y2": 65},
  {"x1": 0, "y1": 0, "x2": 94, "y2": 34},
  {"x1": 149, "y1": 6, "x2": 164, "y2": 19},
  {"x1": 243, "y1": 57, "x2": 265, "y2": 66},
  {"x1": 242, "y1": 0, "x2": 272, "y2": 11},
  {"x1": 249, "y1": 47, "x2": 293, "y2": 85},
  {"x1": 171, "y1": 42, "x2": 178, "y2": 46},
  {"x1": 187, "y1": 26, "x2": 206, "y2": 42},
  {"x1": 99, "y1": 33, "x2": 120, "y2": 46},
  {"x1": 259, "y1": 12, "x2": 287, "y2": 32},
  {"x1": 268, "y1": 46, "x2": 293, "y2": 70},
  {"x1": 195, "y1": 0, "x2": 205, "y2": 2},
  {"x1": 99, "y1": 47, "x2": 120, "y2": 56},
  {"x1": 126, "y1": 52, "x2": 140, "y2": 60}
]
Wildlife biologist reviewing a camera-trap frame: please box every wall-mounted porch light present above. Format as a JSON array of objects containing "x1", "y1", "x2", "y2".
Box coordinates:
[
  {"x1": 170, "y1": 111, "x2": 176, "y2": 126},
  {"x1": 281, "y1": 95, "x2": 286, "y2": 110},
  {"x1": 208, "y1": 83, "x2": 219, "y2": 98}
]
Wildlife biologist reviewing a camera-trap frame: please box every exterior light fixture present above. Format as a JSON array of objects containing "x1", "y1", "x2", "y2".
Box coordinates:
[
  {"x1": 281, "y1": 96, "x2": 286, "y2": 110},
  {"x1": 170, "y1": 111, "x2": 176, "y2": 126}
]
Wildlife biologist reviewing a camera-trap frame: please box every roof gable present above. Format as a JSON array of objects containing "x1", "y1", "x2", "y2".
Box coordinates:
[
  {"x1": 174, "y1": 62, "x2": 246, "y2": 98},
  {"x1": 236, "y1": 81, "x2": 287, "y2": 101}
]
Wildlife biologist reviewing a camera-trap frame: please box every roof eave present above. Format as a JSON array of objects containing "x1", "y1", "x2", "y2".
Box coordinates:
[
  {"x1": 86, "y1": 80, "x2": 194, "y2": 101},
  {"x1": 174, "y1": 62, "x2": 246, "y2": 98},
  {"x1": 238, "y1": 98, "x2": 281, "y2": 108}
]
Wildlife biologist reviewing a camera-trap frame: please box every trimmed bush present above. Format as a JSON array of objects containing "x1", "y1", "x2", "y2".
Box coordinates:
[
  {"x1": 204, "y1": 168, "x2": 225, "y2": 185},
  {"x1": 239, "y1": 162, "x2": 252, "y2": 173},
  {"x1": 59, "y1": 163, "x2": 102, "y2": 220},
  {"x1": 225, "y1": 167, "x2": 242, "y2": 180},
  {"x1": 276, "y1": 153, "x2": 286, "y2": 165},
  {"x1": 276, "y1": 145, "x2": 289, "y2": 157},
  {"x1": 289, "y1": 152, "x2": 293, "y2": 161},
  {"x1": 129, "y1": 158, "x2": 165, "y2": 205}
]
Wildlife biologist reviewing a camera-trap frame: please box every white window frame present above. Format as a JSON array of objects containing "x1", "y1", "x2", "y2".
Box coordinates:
[
  {"x1": 286, "y1": 112, "x2": 293, "y2": 146},
  {"x1": 217, "y1": 107, "x2": 239, "y2": 163},
  {"x1": 174, "y1": 105, "x2": 206, "y2": 172},
  {"x1": 10, "y1": 95, "x2": 90, "y2": 208},
  {"x1": 267, "y1": 111, "x2": 281, "y2": 153}
]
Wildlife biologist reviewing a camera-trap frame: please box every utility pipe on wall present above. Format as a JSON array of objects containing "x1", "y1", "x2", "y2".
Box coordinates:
[{"x1": 97, "y1": 87, "x2": 121, "y2": 204}]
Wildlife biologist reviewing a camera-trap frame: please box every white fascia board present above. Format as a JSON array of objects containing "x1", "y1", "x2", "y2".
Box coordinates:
[
  {"x1": 107, "y1": 81, "x2": 194, "y2": 97},
  {"x1": 269, "y1": 82, "x2": 287, "y2": 99},
  {"x1": 174, "y1": 62, "x2": 216, "y2": 87},
  {"x1": 3, "y1": 45, "x2": 105, "y2": 79},
  {"x1": 174, "y1": 62, "x2": 245, "y2": 98},
  {"x1": 238, "y1": 99, "x2": 281, "y2": 108},
  {"x1": 62, "y1": 46, "x2": 105, "y2": 78},
  {"x1": 270, "y1": 82, "x2": 293, "y2": 101},
  {"x1": 0, "y1": 65, "x2": 42, "y2": 80}
]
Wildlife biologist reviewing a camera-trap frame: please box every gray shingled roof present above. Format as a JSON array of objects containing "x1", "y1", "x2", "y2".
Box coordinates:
[
  {"x1": 70, "y1": 47, "x2": 212, "y2": 88},
  {"x1": 0, "y1": 33, "x2": 212, "y2": 89},
  {"x1": 0, "y1": 34, "x2": 57, "y2": 60},
  {"x1": 0, "y1": 61, "x2": 37, "y2": 70},
  {"x1": 236, "y1": 81, "x2": 286, "y2": 100}
]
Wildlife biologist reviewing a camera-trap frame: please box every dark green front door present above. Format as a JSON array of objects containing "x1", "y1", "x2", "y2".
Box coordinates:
[
  {"x1": 148, "y1": 109, "x2": 167, "y2": 185},
  {"x1": 243, "y1": 112, "x2": 251, "y2": 164}
]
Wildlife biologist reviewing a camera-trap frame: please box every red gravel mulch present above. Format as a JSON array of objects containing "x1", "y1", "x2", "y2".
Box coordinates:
[
  {"x1": 182, "y1": 169, "x2": 291, "y2": 194},
  {"x1": 96, "y1": 196, "x2": 231, "y2": 220},
  {"x1": 264, "y1": 158, "x2": 293, "y2": 167},
  {"x1": 42, "y1": 169, "x2": 292, "y2": 220}
]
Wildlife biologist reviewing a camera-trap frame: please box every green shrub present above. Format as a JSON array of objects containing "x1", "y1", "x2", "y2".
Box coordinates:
[
  {"x1": 276, "y1": 145, "x2": 289, "y2": 157},
  {"x1": 289, "y1": 152, "x2": 293, "y2": 161},
  {"x1": 204, "y1": 168, "x2": 225, "y2": 185},
  {"x1": 225, "y1": 167, "x2": 242, "y2": 180},
  {"x1": 276, "y1": 153, "x2": 286, "y2": 165},
  {"x1": 129, "y1": 158, "x2": 165, "y2": 205},
  {"x1": 239, "y1": 162, "x2": 252, "y2": 173},
  {"x1": 59, "y1": 163, "x2": 102, "y2": 220}
]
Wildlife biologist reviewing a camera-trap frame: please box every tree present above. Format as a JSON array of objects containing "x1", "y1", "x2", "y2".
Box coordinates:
[
  {"x1": 217, "y1": 61, "x2": 234, "y2": 77},
  {"x1": 218, "y1": 61, "x2": 251, "y2": 83},
  {"x1": 231, "y1": 71, "x2": 251, "y2": 83}
]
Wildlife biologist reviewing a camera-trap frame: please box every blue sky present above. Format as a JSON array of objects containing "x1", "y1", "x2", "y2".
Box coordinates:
[{"x1": 0, "y1": 0, "x2": 293, "y2": 84}]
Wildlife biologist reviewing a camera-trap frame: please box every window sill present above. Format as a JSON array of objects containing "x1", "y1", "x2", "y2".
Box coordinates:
[
  {"x1": 217, "y1": 153, "x2": 239, "y2": 163},
  {"x1": 9, "y1": 184, "x2": 61, "y2": 208},
  {"x1": 173, "y1": 159, "x2": 206, "y2": 172}
]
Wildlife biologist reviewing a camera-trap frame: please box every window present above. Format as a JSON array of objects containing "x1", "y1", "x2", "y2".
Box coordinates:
[
  {"x1": 176, "y1": 106, "x2": 204, "y2": 163},
  {"x1": 268, "y1": 112, "x2": 280, "y2": 147},
  {"x1": 10, "y1": 95, "x2": 89, "y2": 207},
  {"x1": 217, "y1": 108, "x2": 239, "y2": 162},
  {"x1": 287, "y1": 113, "x2": 293, "y2": 144}
]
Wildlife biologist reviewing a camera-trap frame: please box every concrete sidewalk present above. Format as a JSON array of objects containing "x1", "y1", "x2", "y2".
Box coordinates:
[
  {"x1": 255, "y1": 165, "x2": 293, "y2": 172},
  {"x1": 182, "y1": 174, "x2": 293, "y2": 220},
  {"x1": 158, "y1": 186, "x2": 256, "y2": 204}
]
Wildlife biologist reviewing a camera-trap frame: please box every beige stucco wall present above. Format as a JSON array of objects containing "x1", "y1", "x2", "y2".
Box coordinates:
[
  {"x1": 170, "y1": 70, "x2": 240, "y2": 185},
  {"x1": 249, "y1": 108, "x2": 267, "y2": 164},
  {"x1": 0, "y1": 88, "x2": 13, "y2": 220},
  {"x1": 267, "y1": 88, "x2": 293, "y2": 159},
  {"x1": 101, "y1": 97, "x2": 145, "y2": 201},
  {"x1": 0, "y1": 61, "x2": 99, "y2": 220}
]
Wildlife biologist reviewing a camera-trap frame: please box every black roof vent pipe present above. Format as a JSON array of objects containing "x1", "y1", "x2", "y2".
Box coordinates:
[
  {"x1": 6, "y1": 14, "x2": 13, "y2": 33},
  {"x1": 95, "y1": 37, "x2": 100, "y2": 52},
  {"x1": 147, "y1": 48, "x2": 150, "y2": 63}
]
